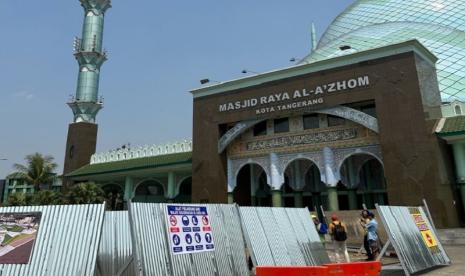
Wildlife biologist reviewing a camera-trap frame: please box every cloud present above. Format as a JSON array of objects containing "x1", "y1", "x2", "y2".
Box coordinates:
[{"x1": 12, "y1": 90, "x2": 35, "y2": 101}]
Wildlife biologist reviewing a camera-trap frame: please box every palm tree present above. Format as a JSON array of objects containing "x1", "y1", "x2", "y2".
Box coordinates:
[{"x1": 13, "y1": 153, "x2": 58, "y2": 191}]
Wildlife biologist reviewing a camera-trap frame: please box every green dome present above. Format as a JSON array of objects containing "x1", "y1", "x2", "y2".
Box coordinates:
[
  {"x1": 319, "y1": 0, "x2": 465, "y2": 47},
  {"x1": 305, "y1": 0, "x2": 465, "y2": 101}
]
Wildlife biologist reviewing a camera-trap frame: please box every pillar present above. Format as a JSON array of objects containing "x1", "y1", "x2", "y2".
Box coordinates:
[
  {"x1": 348, "y1": 189, "x2": 358, "y2": 210},
  {"x1": 124, "y1": 176, "x2": 134, "y2": 202},
  {"x1": 294, "y1": 191, "x2": 304, "y2": 208},
  {"x1": 452, "y1": 142, "x2": 465, "y2": 213},
  {"x1": 167, "y1": 172, "x2": 176, "y2": 203},
  {"x1": 227, "y1": 192, "x2": 234, "y2": 204},
  {"x1": 270, "y1": 152, "x2": 283, "y2": 207},
  {"x1": 272, "y1": 190, "x2": 282, "y2": 207},
  {"x1": 327, "y1": 187, "x2": 339, "y2": 211}
]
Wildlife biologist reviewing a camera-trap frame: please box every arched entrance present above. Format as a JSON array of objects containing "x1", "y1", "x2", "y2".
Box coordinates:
[
  {"x1": 175, "y1": 177, "x2": 192, "y2": 203},
  {"x1": 234, "y1": 164, "x2": 271, "y2": 206},
  {"x1": 102, "y1": 183, "x2": 124, "y2": 210},
  {"x1": 282, "y1": 159, "x2": 325, "y2": 209},
  {"x1": 340, "y1": 154, "x2": 387, "y2": 209},
  {"x1": 133, "y1": 180, "x2": 166, "y2": 203}
]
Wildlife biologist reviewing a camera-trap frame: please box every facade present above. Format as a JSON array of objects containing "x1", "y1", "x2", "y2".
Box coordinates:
[
  {"x1": 67, "y1": 141, "x2": 192, "y2": 209},
  {"x1": 191, "y1": 41, "x2": 462, "y2": 228},
  {"x1": 63, "y1": 0, "x2": 111, "y2": 182}
]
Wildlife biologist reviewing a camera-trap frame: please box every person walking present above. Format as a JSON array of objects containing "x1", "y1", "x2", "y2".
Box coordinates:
[
  {"x1": 329, "y1": 214, "x2": 350, "y2": 263},
  {"x1": 312, "y1": 214, "x2": 328, "y2": 243},
  {"x1": 364, "y1": 211, "x2": 380, "y2": 261},
  {"x1": 360, "y1": 210, "x2": 372, "y2": 260}
]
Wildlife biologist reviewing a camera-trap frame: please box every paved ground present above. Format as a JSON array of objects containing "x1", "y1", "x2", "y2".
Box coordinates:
[
  {"x1": 0, "y1": 240, "x2": 34, "y2": 264},
  {"x1": 326, "y1": 245, "x2": 465, "y2": 275}
]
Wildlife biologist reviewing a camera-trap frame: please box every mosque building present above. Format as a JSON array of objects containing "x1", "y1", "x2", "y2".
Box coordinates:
[
  {"x1": 63, "y1": 0, "x2": 465, "y2": 227},
  {"x1": 190, "y1": 0, "x2": 465, "y2": 228}
]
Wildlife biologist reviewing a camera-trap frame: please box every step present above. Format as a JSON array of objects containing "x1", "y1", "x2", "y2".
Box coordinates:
[{"x1": 437, "y1": 228, "x2": 465, "y2": 245}]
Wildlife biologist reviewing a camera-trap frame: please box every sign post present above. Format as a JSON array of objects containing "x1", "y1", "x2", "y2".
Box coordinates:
[{"x1": 165, "y1": 205, "x2": 215, "y2": 255}]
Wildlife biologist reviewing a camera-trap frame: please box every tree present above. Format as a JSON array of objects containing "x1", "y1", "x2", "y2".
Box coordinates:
[
  {"x1": 13, "y1": 153, "x2": 58, "y2": 191},
  {"x1": 65, "y1": 182, "x2": 105, "y2": 204}
]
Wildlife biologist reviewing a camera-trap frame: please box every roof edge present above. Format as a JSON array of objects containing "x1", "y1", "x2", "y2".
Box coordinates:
[
  {"x1": 190, "y1": 40, "x2": 437, "y2": 99},
  {"x1": 66, "y1": 159, "x2": 192, "y2": 178}
]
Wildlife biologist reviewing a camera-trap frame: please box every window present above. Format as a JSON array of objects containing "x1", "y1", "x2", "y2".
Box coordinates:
[
  {"x1": 253, "y1": 121, "x2": 267, "y2": 136},
  {"x1": 455, "y1": 105, "x2": 462, "y2": 115},
  {"x1": 69, "y1": 145, "x2": 75, "y2": 159},
  {"x1": 361, "y1": 104, "x2": 377, "y2": 118},
  {"x1": 274, "y1": 118, "x2": 289, "y2": 133},
  {"x1": 327, "y1": 115, "x2": 345, "y2": 127},
  {"x1": 303, "y1": 114, "x2": 319, "y2": 129}
]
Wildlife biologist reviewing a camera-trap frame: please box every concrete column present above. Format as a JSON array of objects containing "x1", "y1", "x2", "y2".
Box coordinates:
[
  {"x1": 452, "y1": 142, "x2": 465, "y2": 213},
  {"x1": 272, "y1": 189, "x2": 282, "y2": 207},
  {"x1": 167, "y1": 172, "x2": 176, "y2": 202},
  {"x1": 227, "y1": 192, "x2": 234, "y2": 204},
  {"x1": 348, "y1": 189, "x2": 358, "y2": 210},
  {"x1": 124, "y1": 176, "x2": 134, "y2": 202},
  {"x1": 347, "y1": 158, "x2": 357, "y2": 188},
  {"x1": 294, "y1": 191, "x2": 304, "y2": 207},
  {"x1": 327, "y1": 187, "x2": 339, "y2": 211}
]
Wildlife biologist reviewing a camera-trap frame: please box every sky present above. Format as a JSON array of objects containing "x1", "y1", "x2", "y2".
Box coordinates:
[{"x1": 0, "y1": 0, "x2": 355, "y2": 178}]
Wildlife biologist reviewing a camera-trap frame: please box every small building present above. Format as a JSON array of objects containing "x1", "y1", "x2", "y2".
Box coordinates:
[
  {"x1": 2, "y1": 173, "x2": 62, "y2": 203},
  {"x1": 67, "y1": 141, "x2": 193, "y2": 209}
]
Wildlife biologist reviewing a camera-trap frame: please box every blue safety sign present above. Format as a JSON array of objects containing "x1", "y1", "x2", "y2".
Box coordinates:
[
  {"x1": 173, "y1": 234, "x2": 181, "y2": 246},
  {"x1": 166, "y1": 205, "x2": 215, "y2": 255},
  {"x1": 195, "y1": 233, "x2": 201, "y2": 243},
  {"x1": 192, "y1": 215, "x2": 199, "y2": 225}
]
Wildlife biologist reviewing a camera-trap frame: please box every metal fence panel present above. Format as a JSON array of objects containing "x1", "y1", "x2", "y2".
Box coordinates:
[
  {"x1": 0, "y1": 204, "x2": 105, "y2": 276},
  {"x1": 377, "y1": 205, "x2": 450, "y2": 275},
  {"x1": 239, "y1": 207, "x2": 329, "y2": 267},
  {"x1": 286, "y1": 208, "x2": 330, "y2": 265},
  {"x1": 238, "y1": 207, "x2": 275, "y2": 266},
  {"x1": 128, "y1": 203, "x2": 249, "y2": 276},
  {"x1": 95, "y1": 211, "x2": 134, "y2": 276}
]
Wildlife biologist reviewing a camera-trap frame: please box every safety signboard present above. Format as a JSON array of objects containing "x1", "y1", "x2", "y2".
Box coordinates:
[
  {"x1": 409, "y1": 207, "x2": 438, "y2": 250},
  {"x1": 165, "y1": 205, "x2": 215, "y2": 255}
]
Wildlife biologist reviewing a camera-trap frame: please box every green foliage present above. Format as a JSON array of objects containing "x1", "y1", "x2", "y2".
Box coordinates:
[
  {"x1": 12, "y1": 153, "x2": 58, "y2": 191},
  {"x1": 65, "y1": 182, "x2": 106, "y2": 204},
  {"x1": 6, "y1": 225, "x2": 24, "y2": 232},
  {"x1": 7, "y1": 193, "x2": 34, "y2": 206},
  {"x1": 6, "y1": 182, "x2": 107, "y2": 207},
  {"x1": 32, "y1": 190, "x2": 64, "y2": 206},
  {"x1": 1, "y1": 234, "x2": 27, "y2": 246}
]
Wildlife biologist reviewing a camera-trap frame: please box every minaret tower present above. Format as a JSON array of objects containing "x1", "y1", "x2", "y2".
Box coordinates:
[{"x1": 63, "y1": 0, "x2": 111, "y2": 180}]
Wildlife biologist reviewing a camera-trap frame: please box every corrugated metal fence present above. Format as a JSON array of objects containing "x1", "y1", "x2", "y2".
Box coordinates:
[
  {"x1": 128, "y1": 203, "x2": 250, "y2": 276},
  {"x1": 377, "y1": 205, "x2": 450, "y2": 275},
  {"x1": 0, "y1": 204, "x2": 105, "y2": 276},
  {"x1": 95, "y1": 211, "x2": 134, "y2": 276},
  {"x1": 239, "y1": 206, "x2": 330, "y2": 267}
]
